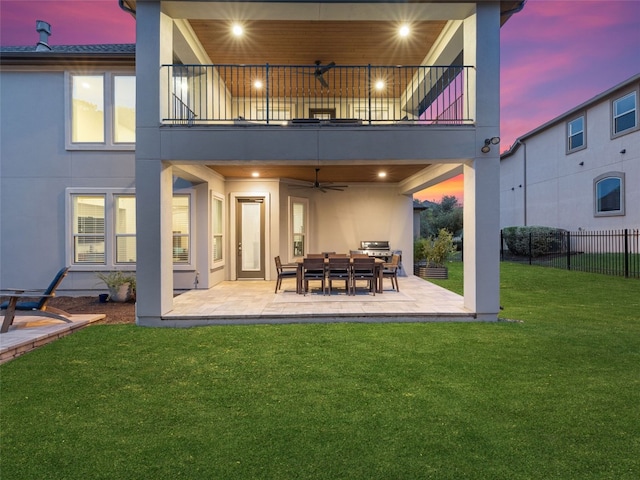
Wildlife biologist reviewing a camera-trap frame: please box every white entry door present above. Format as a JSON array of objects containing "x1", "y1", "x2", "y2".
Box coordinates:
[{"x1": 236, "y1": 197, "x2": 265, "y2": 279}]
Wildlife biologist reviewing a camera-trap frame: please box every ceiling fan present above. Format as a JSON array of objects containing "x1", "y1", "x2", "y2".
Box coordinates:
[
  {"x1": 291, "y1": 168, "x2": 348, "y2": 193},
  {"x1": 312, "y1": 60, "x2": 335, "y2": 88}
]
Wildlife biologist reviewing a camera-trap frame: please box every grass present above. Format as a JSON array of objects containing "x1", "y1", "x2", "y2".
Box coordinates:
[
  {"x1": 502, "y1": 252, "x2": 640, "y2": 278},
  {"x1": 1, "y1": 263, "x2": 639, "y2": 479}
]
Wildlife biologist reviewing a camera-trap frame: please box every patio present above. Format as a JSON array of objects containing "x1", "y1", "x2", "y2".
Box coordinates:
[
  {"x1": 156, "y1": 275, "x2": 474, "y2": 327},
  {"x1": 1, "y1": 275, "x2": 474, "y2": 361},
  {"x1": 0, "y1": 313, "x2": 105, "y2": 364}
]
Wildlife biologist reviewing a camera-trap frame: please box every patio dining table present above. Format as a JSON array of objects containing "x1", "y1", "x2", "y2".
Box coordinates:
[{"x1": 294, "y1": 257, "x2": 385, "y2": 294}]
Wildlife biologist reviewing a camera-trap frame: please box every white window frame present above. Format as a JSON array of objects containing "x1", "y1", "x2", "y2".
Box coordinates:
[
  {"x1": 65, "y1": 71, "x2": 135, "y2": 151},
  {"x1": 594, "y1": 172, "x2": 625, "y2": 217},
  {"x1": 171, "y1": 193, "x2": 194, "y2": 266},
  {"x1": 566, "y1": 114, "x2": 586, "y2": 153},
  {"x1": 612, "y1": 90, "x2": 638, "y2": 138},
  {"x1": 66, "y1": 188, "x2": 195, "y2": 270},
  {"x1": 114, "y1": 194, "x2": 137, "y2": 265},
  {"x1": 289, "y1": 196, "x2": 309, "y2": 262},
  {"x1": 211, "y1": 192, "x2": 225, "y2": 266}
]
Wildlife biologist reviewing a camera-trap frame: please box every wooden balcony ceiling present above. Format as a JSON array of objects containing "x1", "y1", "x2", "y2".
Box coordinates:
[
  {"x1": 190, "y1": 20, "x2": 447, "y2": 66},
  {"x1": 209, "y1": 164, "x2": 428, "y2": 184}
]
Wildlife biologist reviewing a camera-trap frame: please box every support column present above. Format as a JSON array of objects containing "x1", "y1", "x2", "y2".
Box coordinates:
[
  {"x1": 463, "y1": 2, "x2": 501, "y2": 320},
  {"x1": 464, "y1": 158, "x2": 500, "y2": 320},
  {"x1": 135, "y1": 1, "x2": 175, "y2": 324}
]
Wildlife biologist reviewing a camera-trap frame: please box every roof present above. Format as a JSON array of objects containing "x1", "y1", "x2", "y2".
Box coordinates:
[
  {"x1": 0, "y1": 44, "x2": 135, "y2": 67},
  {"x1": 501, "y1": 72, "x2": 640, "y2": 159},
  {"x1": 0, "y1": 44, "x2": 135, "y2": 54}
]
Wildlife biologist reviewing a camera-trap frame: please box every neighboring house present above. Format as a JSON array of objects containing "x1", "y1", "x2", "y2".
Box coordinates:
[
  {"x1": 500, "y1": 74, "x2": 640, "y2": 231},
  {"x1": 1, "y1": 1, "x2": 525, "y2": 324}
]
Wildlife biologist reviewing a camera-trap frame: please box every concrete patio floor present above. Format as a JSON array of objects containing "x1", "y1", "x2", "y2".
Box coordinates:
[{"x1": 151, "y1": 275, "x2": 475, "y2": 327}]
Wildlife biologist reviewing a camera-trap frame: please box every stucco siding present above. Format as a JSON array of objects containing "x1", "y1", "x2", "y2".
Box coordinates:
[
  {"x1": 0, "y1": 70, "x2": 136, "y2": 292},
  {"x1": 499, "y1": 77, "x2": 640, "y2": 232}
]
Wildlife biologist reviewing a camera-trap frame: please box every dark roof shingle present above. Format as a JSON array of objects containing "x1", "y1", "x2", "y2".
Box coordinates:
[{"x1": 0, "y1": 44, "x2": 135, "y2": 54}]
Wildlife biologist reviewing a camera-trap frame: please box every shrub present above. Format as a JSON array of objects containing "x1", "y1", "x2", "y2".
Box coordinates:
[
  {"x1": 414, "y1": 237, "x2": 429, "y2": 263},
  {"x1": 415, "y1": 229, "x2": 457, "y2": 267},
  {"x1": 502, "y1": 226, "x2": 567, "y2": 257}
]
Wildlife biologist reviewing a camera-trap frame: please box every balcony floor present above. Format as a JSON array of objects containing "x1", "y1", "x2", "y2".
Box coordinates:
[{"x1": 153, "y1": 275, "x2": 477, "y2": 327}]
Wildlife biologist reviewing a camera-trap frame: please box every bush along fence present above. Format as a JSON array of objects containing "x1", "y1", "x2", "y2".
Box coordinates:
[{"x1": 501, "y1": 227, "x2": 640, "y2": 279}]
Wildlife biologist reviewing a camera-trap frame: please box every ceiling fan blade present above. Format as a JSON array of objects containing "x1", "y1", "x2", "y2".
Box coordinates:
[
  {"x1": 315, "y1": 74, "x2": 329, "y2": 88},
  {"x1": 317, "y1": 61, "x2": 336, "y2": 75}
]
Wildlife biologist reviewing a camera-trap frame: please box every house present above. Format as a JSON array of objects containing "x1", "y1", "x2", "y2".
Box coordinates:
[
  {"x1": 500, "y1": 74, "x2": 640, "y2": 231},
  {"x1": 0, "y1": 1, "x2": 525, "y2": 325}
]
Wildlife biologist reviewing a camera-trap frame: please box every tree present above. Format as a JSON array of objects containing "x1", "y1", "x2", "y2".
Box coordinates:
[{"x1": 419, "y1": 195, "x2": 463, "y2": 238}]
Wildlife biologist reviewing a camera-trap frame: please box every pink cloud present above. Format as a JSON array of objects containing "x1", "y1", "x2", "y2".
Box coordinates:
[{"x1": 0, "y1": 1, "x2": 135, "y2": 46}]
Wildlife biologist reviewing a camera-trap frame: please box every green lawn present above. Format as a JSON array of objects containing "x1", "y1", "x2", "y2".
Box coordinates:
[{"x1": 1, "y1": 263, "x2": 639, "y2": 479}]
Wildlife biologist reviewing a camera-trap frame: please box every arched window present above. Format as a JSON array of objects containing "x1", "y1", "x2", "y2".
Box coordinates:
[{"x1": 594, "y1": 173, "x2": 625, "y2": 216}]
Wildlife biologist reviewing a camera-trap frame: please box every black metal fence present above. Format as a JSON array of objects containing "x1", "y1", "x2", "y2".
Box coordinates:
[{"x1": 500, "y1": 229, "x2": 640, "y2": 278}]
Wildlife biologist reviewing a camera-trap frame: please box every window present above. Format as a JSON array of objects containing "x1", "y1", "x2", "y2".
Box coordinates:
[
  {"x1": 115, "y1": 195, "x2": 136, "y2": 263},
  {"x1": 68, "y1": 73, "x2": 135, "y2": 149},
  {"x1": 72, "y1": 195, "x2": 105, "y2": 264},
  {"x1": 72, "y1": 75, "x2": 104, "y2": 143},
  {"x1": 594, "y1": 173, "x2": 625, "y2": 216},
  {"x1": 114, "y1": 76, "x2": 136, "y2": 143},
  {"x1": 212, "y1": 194, "x2": 224, "y2": 263},
  {"x1": 172, "y1": 195, "x2": 191, "y2": 263},
  {"x1": 68, "y1": 190, "x2": 192, "y2": 268},
  {"x1": 612, "y1": 91, "x2": 637, "y2": 136},
  {"x1": 290, "y1": 197, "x2": 308, "y2": 259},
  {"x1": 567, "y1": 115, "x2": 585, "y2": 152}
]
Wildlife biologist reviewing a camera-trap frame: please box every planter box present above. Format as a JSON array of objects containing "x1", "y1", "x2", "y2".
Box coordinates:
[{"x1": 414, "y1": 265, "x2": 448, "y2": 279}]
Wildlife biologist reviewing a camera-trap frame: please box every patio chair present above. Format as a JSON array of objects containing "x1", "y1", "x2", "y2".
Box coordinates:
[
  {"x1": 302, "y1": 257, "x2": 326, "y2": 295},
  {"x1": 326, "y1": 256, "x2": 351, "y2": 295},
  {"x1": 1, "y1": 266, "x2": 72, "y2": 332},
  {"x1": 274, "y1": 256, "x2": 297, "y2": 293},
  {"x1": 350, "y1": 257, "x2": 376, "y2": 295},
  {"x1": 382, "y1": 254, "x2": 400, "y2": 292}
]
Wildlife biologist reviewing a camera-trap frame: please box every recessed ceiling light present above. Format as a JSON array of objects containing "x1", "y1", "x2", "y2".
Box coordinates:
[
  {"x1": 399, "y1": 25, "x2": 410, "y2": 37},
  {"x1": 378, "y1": 171, "x2": 387, "y2": 178},
  {"x1": 232, "y1": 24, "x2": 244, "y2": 37},
  {"x1": 254, "y1": 80, "x2": 263, "y2": 89},
  {"x1": 252, "y1": 172, "x2": 260, "y2": 178},
  {"x1": 375, "y1": 80, "x2": 385, "y2": 90}
]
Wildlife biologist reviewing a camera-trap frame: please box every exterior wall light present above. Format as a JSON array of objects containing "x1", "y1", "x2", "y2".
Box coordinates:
[{"x1": 481, "y1": 136, "x2": 500, "y2": 153}]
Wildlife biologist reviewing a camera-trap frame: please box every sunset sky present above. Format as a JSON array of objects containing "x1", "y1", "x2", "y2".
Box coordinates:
[{"x1": 1, "y1": 0, "x2": 638, "y2": 203}]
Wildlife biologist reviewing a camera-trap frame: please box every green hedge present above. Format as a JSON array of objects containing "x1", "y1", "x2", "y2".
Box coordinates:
[{"x1": 502, "y1": 226, "x2": 567, "y2": 257}]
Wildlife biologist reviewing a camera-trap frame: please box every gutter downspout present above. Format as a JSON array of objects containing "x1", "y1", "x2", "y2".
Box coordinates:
[
  {"x1": 519, "y1": 140, "x2": 528, "y2": 226},
  {"x1": 118, "y1": 0, "x2": 136, "y2": 17}
]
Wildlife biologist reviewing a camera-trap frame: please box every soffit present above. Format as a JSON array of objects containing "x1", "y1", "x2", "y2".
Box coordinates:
[
  {"x1": 190, "y1": 19, "x2": 447, "y2": 66},
  {"x1": 208, "y1": 164, "x2": 429, "y2": 183}
]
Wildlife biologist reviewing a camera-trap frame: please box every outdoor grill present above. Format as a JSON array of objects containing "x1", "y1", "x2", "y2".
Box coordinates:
[{"x1": 353, "y1": 241, "x2": 405, "y2": 276}]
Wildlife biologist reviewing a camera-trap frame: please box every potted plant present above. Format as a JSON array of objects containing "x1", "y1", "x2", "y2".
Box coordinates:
[
  {"x1": 418, "y1": 229, "x2": 456, "y2": 279},
  {"x1": 95, "y1": 271, "x2": 136, "y2": 302}
]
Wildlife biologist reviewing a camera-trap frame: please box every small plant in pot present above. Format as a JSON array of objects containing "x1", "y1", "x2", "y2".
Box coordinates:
[{"x1": 95, "y1": 271, "x2": 136, "y2": 302}]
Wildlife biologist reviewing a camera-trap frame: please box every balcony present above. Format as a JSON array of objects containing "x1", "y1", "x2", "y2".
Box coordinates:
[{"x1": 162, "y1": 64, "x2": 473, "y2": 126}]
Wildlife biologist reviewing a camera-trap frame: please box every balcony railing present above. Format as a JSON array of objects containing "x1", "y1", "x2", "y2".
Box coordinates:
[{"x1": 162, "y1": 64, "x2": 473, "y2": 126}]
